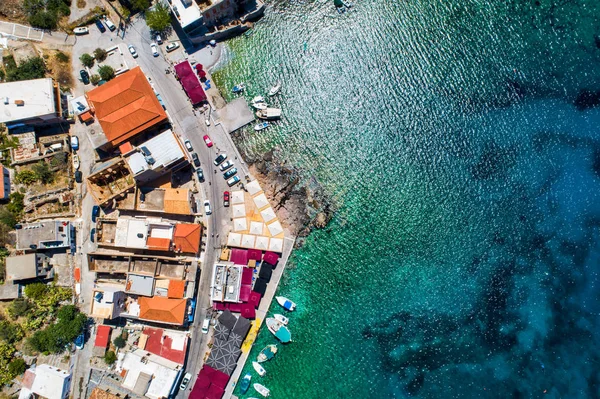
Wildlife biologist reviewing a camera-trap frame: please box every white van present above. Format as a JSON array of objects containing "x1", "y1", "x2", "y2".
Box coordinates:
[
  {"x1": 104, "y1": 18, "x2": 116, "y2": 31},
  {"x1": 201, "y1": 315, "x2": 210, "y2": 334}
]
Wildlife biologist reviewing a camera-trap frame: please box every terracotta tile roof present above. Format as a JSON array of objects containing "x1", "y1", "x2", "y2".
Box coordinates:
[
  {"x1": 94, "y1": 325, "x2": 111, "y2": 348},
  {"x1": 89, "y1": 388, "x2": 122, "y2": 399},
  {"x1": 138, "y1": 297, "x2": 187, "y2": 325},
  {"x1": 146, "y1": 237, "x2": 171, "y2": 251},
  {"x1": 0, "y1": 166, "x2": 8, "y2": 199},
  {"x1": 79, "y1": 110, "x2": 94, "y2": 123},
  {"x1": 142, "y1": 327, "x2": 187, "y2": 364},
  {"x1": 173, "y1": 223, "x2": 201, "y2": 254},
  {"x1": 119, "y1": 142, "x2": 134, "y2": 155},
  {"x1": 86, "y1": 67, "x2": 167, "y2": 147},
  {"x1": 168, "y1": 280, "x2": 185, "y2": 299},
  {"x1": 163, "y1": 189, "x2": 191, "y2": 215}
]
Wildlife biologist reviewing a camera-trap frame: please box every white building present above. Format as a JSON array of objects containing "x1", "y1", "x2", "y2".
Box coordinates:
[
  {"x1": 19, "y1": 365, "x2": 72, "y2": 399},
  {"x1": 117, "y1": 349, "x2": 180, "y2": 399},
  {"x1": 0, "y1": 78, "x2": 63, "y2": 129}
]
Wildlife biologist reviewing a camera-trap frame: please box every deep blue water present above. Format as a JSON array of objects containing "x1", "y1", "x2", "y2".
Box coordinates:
[{"x1": 212, "y1": 0, "x2": 600, "y2": 397}]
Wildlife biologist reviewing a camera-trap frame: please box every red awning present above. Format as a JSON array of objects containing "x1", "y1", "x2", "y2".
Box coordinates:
[
  {"x1": 241, "y1": 268, "x2": 253, "y2": 285},
  {"x1": 240, "y1": 285, "x2": 252, "y2": 302},
  {"x1": 248, "y1": 249, "x2": 262, "y2": 261},
  {"x1": 241, "y1": 303, "x2": 256, "y2": 319},
  {"x1": 174, "y1": 61, "x2": 207, "y2": 105},
  {"x1": 263, "y1": 251, "x2": 280, "y2": 266},
  {"x1": 230, "y1": 249, "x2": 248, "y2": 265}
]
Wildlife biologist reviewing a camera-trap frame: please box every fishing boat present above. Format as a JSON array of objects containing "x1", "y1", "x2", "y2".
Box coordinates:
[
  {"x1": 268, "y1": 81, "x2": 281, "y2": 96},
  {"x1": 256, "y1": 108, "x2": 282, "y2": 120},
  {"x1": 266, "y1": 317, "x2": 292, "y2": 343},
  {"x1": 257, "y1": 344, "x2": 278, "y2": 363},
  {"x1": 239, "y1": 373, "x2": 252, "y2": 394},
  {"x1": 276, "y1": 296, "x2": 296, "y2": 311},
  {"x1": 254, "y1": 122, "x2": 270, "y2": 131},
  {"x1": 253, "y1": 383, "x2": 270, "y2": 397},
  {"x1": 252, "y1": 361, "x2": 266, "y2": 377},
  {"x1": 72, "y1": 154, "x2": 80, "y2": 170},
  {"x1": 252, "y1": 95, "x2": 265, "y2": 103},
  {"x1": 252, "y1": 102, "x2": 268, "y2": 110},
  {"x1": 274, "y1": 314, "x2": 289, "y2": 325},
  {"x1": 232, "y1": 83, "x2": 245, "y2": 94}
]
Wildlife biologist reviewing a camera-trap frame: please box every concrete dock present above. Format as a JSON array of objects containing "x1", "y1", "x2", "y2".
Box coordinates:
[
  {"x1": 222, "y1": 235, "x2": 296, "y2": 399},
  {"x1": 214, "y1": 97, "x2": 255, "y2": 134}
]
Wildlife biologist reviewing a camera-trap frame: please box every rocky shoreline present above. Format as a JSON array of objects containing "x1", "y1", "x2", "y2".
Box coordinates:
[{"x1": 238, "y1": 146, "x2": 336, "y2": 245}]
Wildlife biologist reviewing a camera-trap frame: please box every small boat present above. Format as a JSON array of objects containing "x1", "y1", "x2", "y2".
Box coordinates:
[
  {"x1": 239, "y1": 373, "x2": 252, "y2": 394},
  {"x1": 252, "y1": 102, "x2": 268, "y2": 110},
  {"x1": 257, "y1": 344, "x2": 278, "y2": 363},
  {"x1": 252, "y1": 361, "x2": 266, "y2": 377},
  {"x1": 276, "y1": 296, "x2": 296, "y2": 311},
  {"x1": 254, "y1": 383, "x2": 270, "y2": 397},
  {"x1": 232, "y1": 83, "x2": 245, "y2": 94},
  {"x1": 274, "y1": 313, "x2": 289, "y2": 325},
  {"x1": 266, "y1": 317, "x2": 292, "y2": 343},
  {"x1": 268, "y1": 81, "x2": 281, "y2": 96},
  {"x1": 254, "y1": 122, "x2": 270, "y2": 131},
  {"x1": 256, "y1": 108, "x2": 282, "y2": 120},
  {"x1": 252, "y1": 95, "x2": 265, "y2": 103},
  {"x1": 72, "y1": 154, "x2": 80, "y2": 170},
  {"x1": 244, "y1": 29, "x2": 254, "y2": 37}
]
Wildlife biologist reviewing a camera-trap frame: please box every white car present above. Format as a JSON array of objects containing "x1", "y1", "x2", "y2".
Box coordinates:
[
  {"x1": 73, "y1": 27, "x2": 89, "y2": 35},
  {"x1": 165, "y1": 42, "x2": 180, "y2": 52},
  {"x1": 128, "y1": 45, "x2": 138, "y2": 58},
  {"x1": 203, "y1": 200, "x2": 212, "y2": 215},
  {"x1": 184, "y1": 140, "x2": 193, "y2": 152},
  {"x1": 150, "y1": 42, "x2": 159, "y2": 57},
  {"x1": 156, "y1": 34, "x2": 163, "y2": 45},
  {"x1": 70, "y1": 136, "x2": 79, "y2": 151},
  {"x1": 201, "y1": 314, "x2": 211, "y2": 334},
  {"x1": 219, "y1": 160, "x2": 233, "y2": 171},
  {"x1": 179, "y1": 373, "x2": 191, "y2": 390}
]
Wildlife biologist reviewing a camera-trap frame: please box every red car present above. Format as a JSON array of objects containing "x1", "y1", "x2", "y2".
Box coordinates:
[
  {"x1": 203, "y1": 135, "x2": 213, "y2": 147},
  {"x1": 223, "y1": 191, "x2": 230, "y2": 207}
]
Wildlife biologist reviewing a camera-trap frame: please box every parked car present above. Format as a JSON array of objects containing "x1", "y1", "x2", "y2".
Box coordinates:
[
  {"x1": 203, "y1": 135, "x2": 213, "y2": 147},
  {"x1": 227, "y1": 175, "x2": 241, "y2": 187},
  {"x1": 104, "y1": 18, "x2": 116, "y2": 31},
  {"x1": 140, "y1": 146, "x2": 155, "y2": 165},
  {"x1": 165, "y1": 42, "x2": 180, "y2": 52},
  {"x1": 204, "y1": 200, "x2": 212, "y2": 215},
  {"x1": 150, "y1": 42, "x2": 159, "y2": 57},
  {"x1": 202, "y1": 314, "x2": 211, "y2": 334},
  {"x1": 219, "y1": 160, "x2": 233, "y2": 171},
  {"x1": 79, "y1": 70, "x2": 90, "y2": 85},
  {"x1": 70, "y1": 135, "x2": 79, "y2": 151},
  {"x1": 90, "y1": 228, "x2": 96, "y2": 243},
  {"x1": 196, "y1": 168, "x2": 205, "y2": 182},
  {"x1": 223, "y1": 167, "x2": 238, "y2": 179},
  {"x1": 213, "y1": 153, "x2": 227, "y2": 166},
  {"x1": 73, "y1": 27, "x2": 89, "y2": 35},
  {"x1": 184, "y1": 140, "x2": 193, "y2": 152},
  {"x1": 156, "y1": 34, "x2": 163, "y2": 45},
  {"x1": 92, "y1": 205, "x2": 100, "y2": 222},
  {"x1": 95, "y1": 19, "x2": 106, "y2": 33},
  {"x1": 74, "y1": 170, "x2": 83, "y2": 183},
  {"x1": 192, "y1": 153, "x2": 200, "y2": 167},
  {"x1": 223, "y1": 191, "x2": 230, "y2": 207},
  {"x1": 128, "y1": 45, "x2": 138, "y2": 58},
  {"x1": 180, "y1": 373, "x2": 192, "y2": 391},
  {"x1": 75, "y1": 332, "x2": 85, "y2": 349}
]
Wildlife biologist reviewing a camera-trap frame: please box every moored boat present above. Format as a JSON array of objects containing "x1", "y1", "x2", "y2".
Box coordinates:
[
  {"x1": 232, "y1": 83, "x2": 245, "y2": 94},
  {"x1": 252, "y1": 361, "x2": 266, "y2": 377},
  {"x1": 268, "y1": 81, "x2": 281, "y2": 96},
  {"x1": 252, "y1": 95, "x2": 265, "y2": 103},
  {"x1": 239, "y1": 373, "x2": 252, "y2": 394},
  {"x1": 254, "y1": 122, "x2": 270, "y2": 131},
  {"x1": 252, "y1": 102, "x2": 268, "y2": 110},
  {"x1": 256, "y1": 108, "x2": 282, "y2": 120},
  {"x1": 266, "y1": 317, "x2": 292, "y2": 343},
  {"x1": 72, "y1": 154, "x2": 80, "y2": 170},
  {"x1": 257, "y1": 344, "x2": 278, "y2": 363},
  {"x1": 274, "y1": 313, "x2": 289, "y2": 325},
  {"x1": 254, "y1": 383, "x2": 270, "y2": 397},
  {"x1": 276, "y1": 296, "x2": 296, "y2": 311}
]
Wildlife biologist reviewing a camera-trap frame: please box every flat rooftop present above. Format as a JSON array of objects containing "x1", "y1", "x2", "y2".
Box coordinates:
[
  {"x1": 126, "y1": 130, "x2": 185, "y2": 176},
  {"x1": 168, "y1": 0, "x2": 202, "y2": 28},
  {"x1": 210, "y1": 263, "x2": 242, "y2": 303},
  {"x1": 16, "y1": 221, "x2": 72, "y2": 250},
  {"x1": 89, "y1": 252, "x2": 192, "y2": 280},
  {"x1": 0, "y1": 78, "x2": 57, "y2": 123}
]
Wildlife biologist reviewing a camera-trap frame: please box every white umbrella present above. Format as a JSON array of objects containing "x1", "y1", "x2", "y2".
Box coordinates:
[
  {"x1": 268, "y1": 238, "x2": 283, "y2": 253},
  {"x1": 267, "y1": 220, "x2": 283, "y2": 236},
  {"x1": 253, "y1": 193, "x2": 269, "y2": 210},
  {"x1": 249, "y1": 221, "x2": 264, "y2": 235},
  {"x1": 241, "y1": 234, "x2": 256, "y2": 248},
  {"x1": 246, "y1": 180, "x2": 262, "y2": 196},
  {"x1": 233, "y1": 218, "x2": 247, "y2": 232},
  {"x1": 255, "y1": 236, "x2": 269, "y2": 250},
  {"x1": 232, "y1": 204, "x2": 246, "y2": 218},
  {"x1": 260, "y1": 207, "x2": 276, "y2": 223},
  {"x1": 227, "y1": 233, "x2": 242, "y2": 247},
  {"x1": 231, "y1": 190, "x2": 245, "y2": 205}
]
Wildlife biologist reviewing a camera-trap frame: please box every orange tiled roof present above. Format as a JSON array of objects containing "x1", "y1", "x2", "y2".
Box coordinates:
[
  {"x1": 79, "y1": 110, "x2": 94, "y2": 123},
  {"x1": 163, "y1": 189, "x2": 191, "y2": 215},
  {"x1": 168, "y1": 280, "x2": 185, "y2": 299},
  {"x1": 119, "y1": 142, "x2": 134, "y2": 155},
  {"x1": 138, "y1": 297, "x2": 187, "y2": 325},
  {"x1": 89, "y1": 388, "x2": 121, "y2": 399},
  {"x1": 173, "y1": 224, "x2": 201, "y2": 254},
  {"x1": 146, "y1": 237, "x2": 171, "y2": 251},
  {"x1": 0, "y1": 166, "x2": 8, "y2": 199},
  {"x1": 86, "y1": 67, "x2": 167, "y2": 146}
]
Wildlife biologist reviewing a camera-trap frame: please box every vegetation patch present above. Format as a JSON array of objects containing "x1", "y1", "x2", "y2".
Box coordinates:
[
  {"x1": 23, "y1": 0, "x2": 72, "y2": 30},
  {"x1": 3, "y1": 56, "x2": 46, "y2": 82},
  {"x1": 146, "y1": 3, "x2": 171, "y2": 32}
]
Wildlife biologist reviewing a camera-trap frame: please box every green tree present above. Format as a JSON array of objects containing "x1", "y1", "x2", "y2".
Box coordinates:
[
  {"x1": 7, "y1": 192, "x2": 24, "y2": 215},
  {"x1": 32, "y1": 161, "x2": 53, "y2": 183},
  {"x1": 29, "y1": 11, "x2": 58, "y2": 30},
  {"x1": 146, "y1": 3, "x2": 171, "y2": 32},
  {"x1": 0, "y1": 207, "x2": 16, "y2": 229},
  {"x1": 90, "y1": 74, "x2": 101, "y2": 85},
  {"x1": 113, "y1": 335, "x2": 126, "y2": 349},
  {"x1": 15, "y1": 169, "x2": 37, "y2": 185},
  {"x1": 8, "y1": 358, "x2": 27, "y2": 376},
  {"x1": 24, "y1": 283, "x2": 48, "y2": 300},
  {"x1": 8, "y1": 299, "x2": 31, "y2": 319},
  {"x1": 79, "y1": 53, "x2": 94, "y2": 68},
  {"x1": 93, "y1": 48, "x2": 107, "y2": 62},
  {"x1": 131, "y1": 0, "x2": 151, "y2": 12},
  {"x1": 0, "y1": 321, "x2": 22, "y2": 344},
  {"x1": 5, "y1": 57, "x2": 46, "y2": 82},
  {"x1": 104, "y1": 350, "x2": 117, "y2": 365},
  {"x1": 97, "y1": 65, "x2": 115, "y2": 81},
  {"x1": 28, "y1": 305, "x2": 86, "y2": 354}
]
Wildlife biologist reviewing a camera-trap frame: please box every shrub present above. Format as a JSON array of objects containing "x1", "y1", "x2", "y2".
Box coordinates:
[
  {"x1": 5, "y1": 57, "x2": 46, "y2": 82},
  {"x1": 8, "y1": 358, "x2": 27, "y2": 376},
  {"x1": 98, "y1": 65, "x2": 115, "y2": 81},
  {"x1": 146, "y1": 3, "x2": 171, "y2": 32},
  {"x1": 8, "y1": 299, "x2": 31, "y2": 319},
  {"x1": 131, "y1": 0, "x2": 151, "y2": 12},
  {"x1": 24, "y1": 283, "x2": 48, "y2": 301},
  {"x1": 28, "y1": 305, "x2": 87, "y2": 354},
  {"x1": 7, "y1": 192, "x2": 24, "y2": 215},
  {"x1": 32, "y1": 161, "x2": 53, "y2": 183},
  {"x1": 0, "y1": 321, "x2": 22, "y2": 344},
  {"x1": 29, "y1": 11, "x2": 58, "y2": 30},
  {"x1": 25, "y1": 0, "x2": 71, "y2": 30},
  {"x1": 93, "y1": 48, "x2": 107, "y2": 62},
  {"x1": 90, "y1": 74, "x2": 101, "y2": 85},
  {"x1": 0, "y1": 208, "x2": 16, "y2": 230},
  {"x1": 55, "y1": 51, "x2": 70, "y2": 63},
  {"x1": 0, "y1": 69, "x2": 5, "y2": 82},
  {"x1": 104, "y1": 350, "x2": 117, "y2": 365},
  {"x1": 113, "y1": 336, "x2": 126, "y2": 349},
  {"x1": 79, "y1": 53, "x2": 94, "y2": 68},
  {"x1": 15, "y1": 169, "x2": 37, "y2": 185}
]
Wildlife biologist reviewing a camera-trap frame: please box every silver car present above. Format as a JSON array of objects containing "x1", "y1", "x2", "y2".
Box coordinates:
[
  {"x1": 128, "y1": 45, "x2": 138, "y2": 58},
  {"x1": 219, "y1": 160, "x2": 233, "y2": 171}
]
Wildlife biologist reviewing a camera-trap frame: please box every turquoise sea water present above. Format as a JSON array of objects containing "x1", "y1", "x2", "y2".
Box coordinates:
[{"x1": 212, "y1": 1, "x2": 600, "y2": 397}]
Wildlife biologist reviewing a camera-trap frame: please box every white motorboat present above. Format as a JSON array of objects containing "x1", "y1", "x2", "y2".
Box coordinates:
[
  {"x1": 252, "y1": 102, "x2": 268, "y2": 110},
  {"x1": 252, "y1": 95, "x2": 265, "y2": 103},
  {"x1": 252, "y1": 361, "x2": 266, "y2": 377},
  {"x1": 276, "y1": 296, "x2": 296, "y2": 311},
  {"x1": 257, "y1": 344, "x2": 278, "y2": 363},
  {"x1": 72, "y1": 154, "x2": 80, "y2": 170},
  {"x1": 268, "y1": 81, "x2": 281, "y2": 96},
  {"x1": 266, "y1": 317, "x2": 292, "y2": 343},
  {"x1": 256, "y1": 108, "x2": 282, "y2": 120},
  {"x1": 254, "y1": 122, "x2": 270, "y2": 131},
  {"x1": 274, "y1": 313, "x2": 289, "y2": 325},
  {"x1": 253, "y1": 383, "x2": 270, "y2": 397}
]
